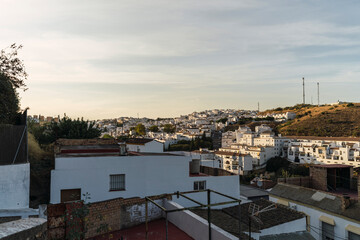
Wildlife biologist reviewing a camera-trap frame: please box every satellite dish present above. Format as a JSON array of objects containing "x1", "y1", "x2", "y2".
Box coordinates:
[{"x1": 257, "y1": 181, "x2": 263, "y2": 187}]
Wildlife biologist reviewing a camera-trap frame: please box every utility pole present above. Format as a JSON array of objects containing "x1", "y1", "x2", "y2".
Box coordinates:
[
  {"x1": 317, "y1": 82, "x2": 320, "y2": 106},
  {"x1": 257, "y1": 102, "x2": 260, "y2": 112},
  {"x1": 302, "y1": 77, "x2": 305, "y2": 104}
]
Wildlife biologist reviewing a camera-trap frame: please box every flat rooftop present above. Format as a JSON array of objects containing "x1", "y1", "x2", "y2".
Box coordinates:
[{"x1": 88, "y1": 219, "x2": 193, "y2": 240}]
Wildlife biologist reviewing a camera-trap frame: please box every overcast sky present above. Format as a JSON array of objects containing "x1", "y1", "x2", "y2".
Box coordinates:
[{"x1": 1, "y1": 0, "x2": 360, "y2": 119}]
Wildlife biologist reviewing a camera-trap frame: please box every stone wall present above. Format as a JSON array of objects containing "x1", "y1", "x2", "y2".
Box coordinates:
[
  {"x1": 309, "y1": 166, "x2": 327, "y2": 191},
  {"x1": 0, "y1": 218, "x2": 47, "y2": 240},
  {"x1": 47, "y1": 195, "x2": 171, "y2": 239}
]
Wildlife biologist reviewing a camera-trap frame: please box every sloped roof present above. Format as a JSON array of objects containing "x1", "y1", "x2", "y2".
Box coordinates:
[
  {"x1": 223, "y1": 199, "x2": 305, "y2": 231},
  {"x1": 260, "y1": 231, "x2": 315, "y2": 240},
  {"x1": 240, "y1": 184, "x2": 269, "y2": 199},
  {"x1": 286, "y1": 136, "x2": 360, "y2": 142},
  {"x1": 125, "y1": 138, "x2": 155, "y2": 145},
  {"x1": 270, "y1": 183, "x2": 360, "y2": 221}
]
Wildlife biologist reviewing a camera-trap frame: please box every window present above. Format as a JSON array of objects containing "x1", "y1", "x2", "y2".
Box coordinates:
[
  {"x1": 61, "y1": 189, "x2": 81, "y2": 203},
  {"x1": 322, "y1": 222, "x2": 334, "y2": 240},
  {"x1": 349, "y1": 231, "x2": 360, "y2": 240},
  {"x1": 194, "y1": 181, "x2": 206, "y2": 190},
  {"x1": 110, "y1": 174, "x2": 125, "y2": 191}
]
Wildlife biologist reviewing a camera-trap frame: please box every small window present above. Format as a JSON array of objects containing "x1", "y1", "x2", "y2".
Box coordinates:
[
  {"x1": 349, "y1": 231, "x2": 360, "y2": 240},
  {"x1": 110, "y1": 174, "x2": 125, "y2": 191},
  {"x1": 194, "y1": 181, "x2": 206, "y2": 190},
  {"x1": 322, "y1": 222, "x2": 334, "y2": 240}
]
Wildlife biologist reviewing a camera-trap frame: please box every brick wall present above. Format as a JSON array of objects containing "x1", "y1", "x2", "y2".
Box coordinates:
[
  {"x1": 310, "y1": 166, "x2": 327, "y2": 191},
  {"x1": 47, "y1": 195, "x2": 171, "y2": 239},
  {"x1": 200, "y1": 166, "x2": 234, "y2": 176},
  {"x1": 277, "y1": 177, "x2": 310, "y2": 188}
]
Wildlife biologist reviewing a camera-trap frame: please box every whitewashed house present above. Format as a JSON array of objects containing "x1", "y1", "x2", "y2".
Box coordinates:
[
  {"x1": 270, "y1": 183, "x2": 360, "y2": 240},
  {"x1": 126, "y1": 138, "x2": 164, "y2": 153},
  {"x1": 51, "y1": 139, "x2": 240, "y2": 208}
]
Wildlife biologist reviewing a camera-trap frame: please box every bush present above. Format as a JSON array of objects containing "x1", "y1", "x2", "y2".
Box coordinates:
[{"x1": 266, "y1": 157, "x2": 290, "y2": 173}]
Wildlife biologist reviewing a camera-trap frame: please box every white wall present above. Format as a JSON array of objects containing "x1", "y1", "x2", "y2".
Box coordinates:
[
  {"x1": 51, "y1": 155, "x2": 240, "y2": 208},
  {"x1": 127, "y1": 141, "x2": 164, "y2": 153},
  {"x1": 270, "y1": 195, "x2": 360, "y2": 240},
  {"x1": 164, "y1": 201, "x2": 238, "y2": 240},
  {"x1": 249, "y1": 218, "x2": 306, "y2": 240},
  {"x1": 0, "y1": 163, "x2": 30, "y2": 209}
]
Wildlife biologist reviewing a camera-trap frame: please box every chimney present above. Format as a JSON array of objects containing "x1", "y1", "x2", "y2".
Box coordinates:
[
  {"x1": 358, "y1": 176, "x2": 360, "y2": 201},
  {"x1": 341, "y1": 194, "x2": 351, "y2": 211}
]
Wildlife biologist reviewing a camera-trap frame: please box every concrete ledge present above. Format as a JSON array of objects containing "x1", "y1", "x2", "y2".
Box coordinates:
[{"x1": 0, "y1": 218, "x2": 47, "y2": 240}]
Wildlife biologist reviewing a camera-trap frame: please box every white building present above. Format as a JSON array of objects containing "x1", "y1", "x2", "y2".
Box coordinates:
[
  {"x1": 0, "y1": 163, "x2": 30, "y2": 210},
  {"x1": 215, "y1": 151, "x2": 254, "y2": 174},
  {"x1": 126, "y1": 138, "x2": 164, "y2": 153},
  {"x1": 270, "y1": 183, "x2": 360, "y2": 240},
  {"x1": 218, "y1": 125, "x2": 289, "y2": 171},
  {"x1": 51, "y1": 140, "x2": 240, "y2": 208},
  {"x1": 287, "y1": 136, "x2": 360, "y2": 167}
]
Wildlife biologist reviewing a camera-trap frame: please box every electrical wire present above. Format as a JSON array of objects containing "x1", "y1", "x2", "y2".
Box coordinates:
[{"x1": 307, "y1": 224, "x2": 349, "y2": 240}]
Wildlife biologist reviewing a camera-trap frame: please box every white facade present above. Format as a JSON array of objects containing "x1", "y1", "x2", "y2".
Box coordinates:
[
  {"x1": 287, "y1": 138, "x2": 360, "y2": 167},
  {"x1": 126, "y1": 140, "x2": 164, "y2": 153},
  {"x1": 51, "y1": 155, "x2": 240, "y2": 207},
  {"x1": 270, "y1": 195, "x2": 360, "y2": 240},
  {"x1": 0, "y1": 163, "x2": 30, "y2": 209}
]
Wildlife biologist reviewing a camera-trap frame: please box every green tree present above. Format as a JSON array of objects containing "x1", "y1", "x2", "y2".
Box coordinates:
[
  {"x1": 266, "y1": 157, "x2": 290, "y2": 173},
  {"x1": 0, "y1": 73, "x2": 19, "y2": 124},
  {"x1": 216, "y1": 118, "x2": 228, "y2": 124},
  {"x1": 102, "y1": 134, "x2": 113, "y2": 139},
  {"x1": 163, "y1": 124, "x2": 176, "y2": 133},
  {"x1": 148, "y1": 125, "x2": 159, "y2": 132},
  {"x1": 29, "y1": 117, "x2": 101, "y2": 145},
  {"x1": 0, "y1": 44, "x2": 27, "y2": 124},
  {"x1": 135, "y1": 123, "x2": 146, "y2": 135},
  {"x1": 0, "y1": 44, "x2": 28, "y2": 90}
]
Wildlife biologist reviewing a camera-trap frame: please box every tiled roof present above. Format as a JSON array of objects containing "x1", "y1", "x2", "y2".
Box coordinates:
[
  {"x1": 240, "y1": 184, "x2": 269, "y2": 199},
  {"x1": 223, "y1": 199, "x2": 305, "y2": 231},
  {"x1": 286, "y1": 136, "x2": 360, "y2": 142},
  {"x1": 270, "y1": 183, "x2": 360, "y2": 221},
  {"x1": 215, "y1": 151, "x2": 249, "y2": 157},
  {"x1": 191, "y1": 209, "x2": 253, "y2": 239},
  {"x1": 260, "y1": 231, "x2": 315, "y2": 240},
  {"x1": 126, "y1": 138, "x2": 155, "y2": 145}
]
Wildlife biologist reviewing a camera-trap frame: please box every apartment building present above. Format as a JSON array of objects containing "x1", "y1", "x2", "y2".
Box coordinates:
[{"x1": 287, "y1": 136, "x2": 360, "y2": 167}]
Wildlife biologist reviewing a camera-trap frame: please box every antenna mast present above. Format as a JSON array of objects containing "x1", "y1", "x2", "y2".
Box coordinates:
[
  {"x1": 302, "y1": 77, "x2": 305, "y2": 104},
  {"x1": 317, "y1": 82, "x2": 320, "y2": 106}
]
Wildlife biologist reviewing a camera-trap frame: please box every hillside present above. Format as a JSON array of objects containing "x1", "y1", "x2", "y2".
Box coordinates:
[{"x1": 268, "y1": 103, "x2": 360, "y2": 137}]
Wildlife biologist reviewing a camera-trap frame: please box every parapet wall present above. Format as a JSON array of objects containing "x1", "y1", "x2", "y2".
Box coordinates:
[{"x1": 47, "y1": 195, "x2": 171, "y2": 239}]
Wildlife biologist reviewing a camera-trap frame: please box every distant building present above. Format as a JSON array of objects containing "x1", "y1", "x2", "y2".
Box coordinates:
[{"x1": 125, "y1": 138, "x2": 164, "y2": 153}]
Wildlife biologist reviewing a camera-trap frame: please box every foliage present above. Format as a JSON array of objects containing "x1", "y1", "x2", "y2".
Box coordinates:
[
  {"x1": 0, "y1": 44, "x2": 28, "y2": 91},
  {"x1": 163, "y1": 124, "x2": 176, "y2": 133},
  {"x1": 28, "y1": 133, "x2": 45, "y2": 160},
  {"x1": 216, "y1": 118, "x2": 228, "y2": 124},
  {"x1": 266, "y1": 157, "x2": 290, "y2": 173},
  {"x1": 102, "y1": 134, "x2": 113, "y2": 139},
  {"x1": 0, "y1": 73, "x2": 20, "y2": 124},
  {"x1": 347, "y1": 103, "x2": 354, "y2": 107},
  {"x1": 134, "y1": 123, "x2": 146, "y2": 135},
  {"x1": 64, "y1": 193, "x2": 110, "y2": 240},
  {"x1": 148, "y1": 125, "x2": 159, "y2": 132},
  {"x1": 168, "y1": 135, "x2": 213, "y2": 151},
  {"x1": 28, "y1": 117, "x2": 101, "y2": 145},
  {"x1": 65, "y1": 193, "x2": 91, "y2": 240}
]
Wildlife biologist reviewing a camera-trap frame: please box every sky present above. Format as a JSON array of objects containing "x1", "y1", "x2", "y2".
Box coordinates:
[{"x1": 1, "y1": 0, "x2": 360, "y2": 119}]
